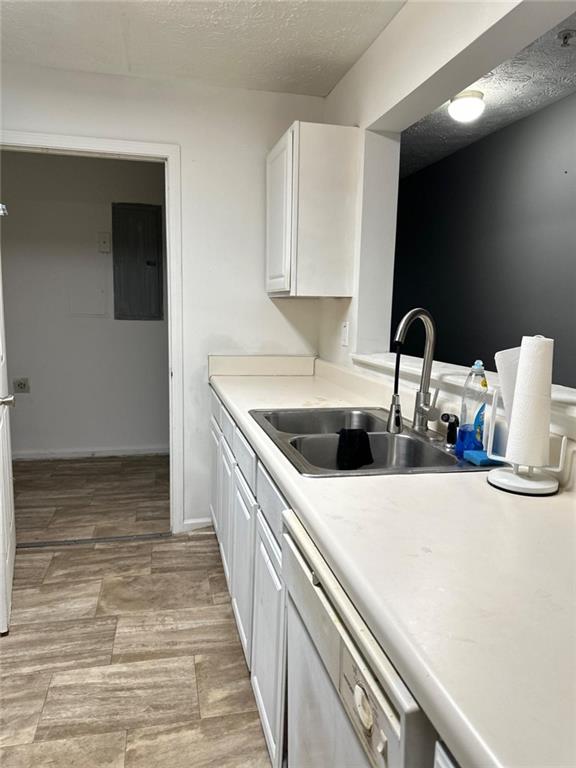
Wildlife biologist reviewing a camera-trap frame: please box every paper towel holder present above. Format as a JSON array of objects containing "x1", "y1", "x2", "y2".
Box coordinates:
[{"x1": 486, "y1": 388, "x2": 567, "y2": 496}]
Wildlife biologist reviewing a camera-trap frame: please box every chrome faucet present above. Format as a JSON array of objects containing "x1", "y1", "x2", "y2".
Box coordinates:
[{"x1": 387, "y1": 308, "x2": 439, "y2": 434}]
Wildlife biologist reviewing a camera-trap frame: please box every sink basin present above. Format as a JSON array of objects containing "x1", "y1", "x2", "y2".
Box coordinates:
[
  {"x1": 250, "y1": 407, "x2": 486, "y2": 477},
  {"x1": 261, "y1": 408, "x2": 388, "y2": 435},
  {"x1": 290, "y1": 433, "x2": 458, "y2": 472}
]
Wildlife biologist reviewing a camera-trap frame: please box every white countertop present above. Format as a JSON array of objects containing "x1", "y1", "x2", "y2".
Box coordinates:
[{"x1": 210, "y1": 370, "x2": 576, "y2": 768}]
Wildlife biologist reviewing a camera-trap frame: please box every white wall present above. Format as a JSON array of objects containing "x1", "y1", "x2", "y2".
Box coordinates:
[
  {"x1": 324, "y1": 1, "x2": 571, "y2": 131},
  {"x1": 1, "y1": 64, "x2": 324, "y2": 523},
  {"x1": 318, "y1": 0, "x2": 574, "y2": 368},
  {"x1": 1, "y1": 151, "x2": 169, "y2": 457}
]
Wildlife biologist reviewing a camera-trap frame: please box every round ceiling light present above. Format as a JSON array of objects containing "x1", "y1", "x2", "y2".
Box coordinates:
[{"x1": 448, "y1": 90, "x2": 485, "y2": 123}]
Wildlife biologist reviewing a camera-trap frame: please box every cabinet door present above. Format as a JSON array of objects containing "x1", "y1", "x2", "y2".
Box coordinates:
[
  {"x1": 266, "y1": 127, "x2": 294, "y2": 294},
  {"x1": 435, "y1": 743, "x2": 459, "y2": 768},
  {"x1": 220, "y1": 439, "x2": 235, "y2": 587},
  {"x1": 230, "y1": 468, "x2": 257, "y2": 666},
  {"x1": 251, "y1": 512, "x2": 286, "y2": 767},
  {"x1": 209, "y1": 417, "x2": 221, "y2": 535}
]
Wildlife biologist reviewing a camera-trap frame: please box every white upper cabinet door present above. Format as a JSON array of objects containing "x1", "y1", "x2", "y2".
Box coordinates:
[
  {"x1": 230, "y1": 467, "x2": 257, "y2": 667},
  {"x1": 265, "y1": 121, "x2": 360, "y2": 298},
  {"x1": 251, "y1": 512, "x2": 286, "y2": 768},
  {"x1": 266, "y1": 127, "x2": 294, "y2": 294}
]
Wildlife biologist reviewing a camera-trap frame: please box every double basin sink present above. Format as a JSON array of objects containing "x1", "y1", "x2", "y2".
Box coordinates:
[{"x1": 250, "y1": 407, "x2": 485, "y2": 477}]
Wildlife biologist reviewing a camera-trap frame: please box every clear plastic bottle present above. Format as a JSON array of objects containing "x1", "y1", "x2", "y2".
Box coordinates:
[{"x1": 455, "y1": 360, "x2": 489, "y2": 459}]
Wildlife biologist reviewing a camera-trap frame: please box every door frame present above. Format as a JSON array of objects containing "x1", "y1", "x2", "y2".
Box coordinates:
[{"x1": 0, "y1": 130, "x2": 185, "y2": 533}]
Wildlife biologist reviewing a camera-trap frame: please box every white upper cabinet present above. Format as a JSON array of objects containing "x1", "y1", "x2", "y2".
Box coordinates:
[{"x1": 265, "y1": 121, "x2": 360, "y2": 297}]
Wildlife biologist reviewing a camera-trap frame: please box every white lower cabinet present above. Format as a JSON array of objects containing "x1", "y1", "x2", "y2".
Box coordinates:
[
  {"x1": 434, "y1": 743, "x2": 459, "y2": 768},
  {"x1": 230, "y1": 467, "x2": 257, "y2": 666},
  {"x1": 219, "y1": 437, "x2": 236, "y2": 587},
  {"x1": 251, "y1": 511, "x2": 286, "y2": 768},
  {"x1": 210, "y1": 386, "x2": 288, "y2": 767},
  {"x1": 209, "y1": 416, "x2": 221, "y2": 534}
]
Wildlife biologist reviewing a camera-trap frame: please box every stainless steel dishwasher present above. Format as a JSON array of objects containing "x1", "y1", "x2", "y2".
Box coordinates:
[{"x1": 283, "y1": 511, "x2": 436, "y2": 768}]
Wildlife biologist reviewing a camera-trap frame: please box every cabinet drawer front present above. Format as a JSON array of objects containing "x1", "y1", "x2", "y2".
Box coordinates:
[
  {"x1": 233, "y1": 427, "x2": 257, "y2": 493},
  {"x1": 221, "y1": 405, "x2": 235, "y2": 448},
  {"x1": 210, "y1": 387, "x2": 222, "y2": 428},
  {"x1": 256, "y1": 463, "x2": 289, "y2": 547}
]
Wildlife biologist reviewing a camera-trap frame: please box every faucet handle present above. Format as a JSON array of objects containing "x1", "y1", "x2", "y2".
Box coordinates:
[
  {"x1": 416, "y1": 388, "x2": 440, "y2": 423},
  {"x1": 419, "y1": 402, "x2": 440, "y2": 422}
]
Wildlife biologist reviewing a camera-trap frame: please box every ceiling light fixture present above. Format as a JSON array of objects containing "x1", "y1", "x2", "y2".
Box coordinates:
[{"x1": 448, "y1": 90, "x2": 485, "y2": 123}]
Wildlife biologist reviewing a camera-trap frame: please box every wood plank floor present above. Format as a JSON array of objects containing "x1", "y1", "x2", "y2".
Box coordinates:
[
  {"x1": 13, "y1": 455, "x2": 171, "y2": 544},
  {"x1": 0, "y1": 532, "x2": 271, "y2": 767}
]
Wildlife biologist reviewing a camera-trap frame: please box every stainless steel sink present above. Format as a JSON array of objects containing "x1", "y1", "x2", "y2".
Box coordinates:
[
  {"x1": 290, "y1": 432, "x2": 458, "y2": 472},
  {"x1": 261, "y1": 408, "x2": 389, "y2": 435},
  {"x1": 250, "y1": 407, "x2": 486, "y2": 477}
]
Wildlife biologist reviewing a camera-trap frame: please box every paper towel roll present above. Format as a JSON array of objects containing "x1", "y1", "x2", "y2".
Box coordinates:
[
  {"x1": 495, "y1": 346, "x2": 521, "y2": 423},
  {"x1": 505, "y1": 336, "x2": 553, "y2": 467}
]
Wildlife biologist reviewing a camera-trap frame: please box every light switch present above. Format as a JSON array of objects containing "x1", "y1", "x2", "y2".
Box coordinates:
[{"x1": 98, "y1": 232, "x2": 111, "y2": 253}]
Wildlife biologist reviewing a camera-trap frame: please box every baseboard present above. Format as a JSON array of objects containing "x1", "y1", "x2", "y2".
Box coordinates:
[
  {"x1": 180, "y1": 517, "x2": 213, "y2": 533},
  {"x1": 12, "y1": 446, "x2": 170, "y2": 460}
]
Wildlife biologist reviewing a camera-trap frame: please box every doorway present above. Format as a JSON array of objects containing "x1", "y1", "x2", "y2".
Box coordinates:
[{"x1": 0, "y1": 132, "x2": 184, "y2": 547}]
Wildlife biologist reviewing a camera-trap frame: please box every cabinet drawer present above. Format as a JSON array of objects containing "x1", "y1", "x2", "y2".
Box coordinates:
[
  {"x1": 256, "y1": 463, "x2": 289, "y2": 546},
  {"x1": 233, "y1": 427, "x2": 257, "y2": 493},
  {"x1": 221, "y1": 405, "x2": 235, "y2": 448},
  {"x1": 210, "y1": 387, "x2": 222, "y2": 428}
]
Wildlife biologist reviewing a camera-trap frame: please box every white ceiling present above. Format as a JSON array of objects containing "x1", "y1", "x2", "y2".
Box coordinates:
[
  {"x1": 400, "y1": 11, "x2": 576, "y2": 177},
  {"x1": 1, "y1": 0, "x2": 405, "y2": 97}
]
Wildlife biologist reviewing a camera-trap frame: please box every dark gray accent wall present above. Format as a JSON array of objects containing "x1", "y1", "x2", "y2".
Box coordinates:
[{"x1": 392, "y1": 91, "x2": 576, "y2": 386}]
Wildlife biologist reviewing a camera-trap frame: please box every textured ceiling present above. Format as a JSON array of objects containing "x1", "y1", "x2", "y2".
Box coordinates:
[
  {"x1": 400, "y1": 11, "x2": 576, "y2": 177},
  {"x1": 0, "y1": 0, "x2": 405, "y2": 97}
]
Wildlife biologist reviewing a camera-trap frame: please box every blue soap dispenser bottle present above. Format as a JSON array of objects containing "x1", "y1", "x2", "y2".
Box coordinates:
[{"x1": 455, "y1": 360, "x2": 489, "y2": 459}]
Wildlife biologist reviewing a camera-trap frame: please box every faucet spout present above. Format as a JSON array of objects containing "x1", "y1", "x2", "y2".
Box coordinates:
[{"x1": 389, "y1": 308, "x2": 438, "y2": 433}]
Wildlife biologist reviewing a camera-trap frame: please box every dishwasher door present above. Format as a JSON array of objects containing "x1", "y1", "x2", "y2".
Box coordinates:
[
  {"x1": 283, "y1": 514, "x2": 436, "y2": 768},
  {"x1": 287, "y1": 598, "x2": 372, "y2": 768}
]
